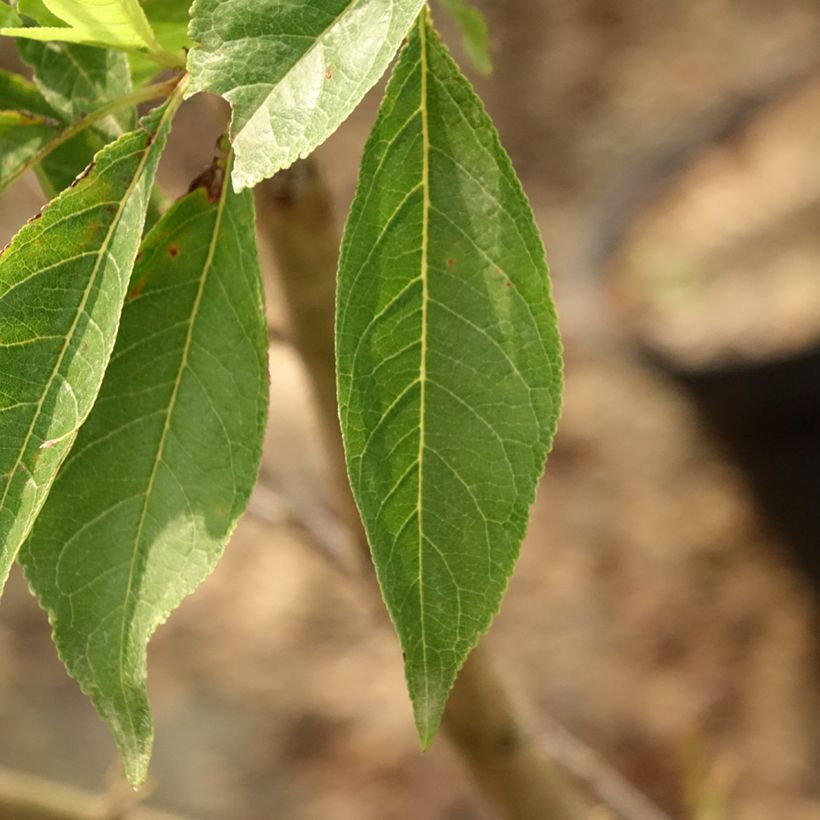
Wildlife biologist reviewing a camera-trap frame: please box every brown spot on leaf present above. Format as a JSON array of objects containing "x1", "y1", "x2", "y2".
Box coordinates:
[
  {"x1": 167, "y1": 244, "x2": 179, "y2": 257},
  {"x1": 70, "y1": 161, "x2": 95, "y2": 188},
  {"x1": 14, "y1": 110, "x2": 60, "y2": 128},
  {"x1": 447, "y1": 257, "x2": 457, "y2": 270},
  {"x1": 127, "y1": 278, "x2": 147, "y2": 301},
  {"x1": 325, "y1": 66, "x2": 334, "y2": 80}
]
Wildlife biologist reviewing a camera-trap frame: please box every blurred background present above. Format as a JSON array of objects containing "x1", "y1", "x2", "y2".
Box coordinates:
[{"x1": 1, "y1": 0, "x2": 819, "y2": 818}]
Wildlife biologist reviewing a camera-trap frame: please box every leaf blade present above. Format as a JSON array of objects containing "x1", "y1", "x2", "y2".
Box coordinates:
[
  {"x1": 0, "y1": 69, "x2": 62, "y2": 189},
  {"x1": 336, "y1": 13, "x2": 561, "y2": 744},
  {"x1": 129, "y1": 0, "x2": 192, "y2": 85},
  {"x1": 18, "y1": 38, "x2": 135, "y2": 135},
  {"x1": 0, "y1": 96, "x2": 178, "y2": 595},
  {"x1": 15, "y1": 38, "x2": 135, "y2": 195},
  {"x1": 187, "y1": 0, "x2": 426, "y2": 190},
  {"x1": 22, "y1": 159, "x2": 269, "y2": 785},
  {"x1": 2, "y1": 0, "x2": 159, "y2": 49}
]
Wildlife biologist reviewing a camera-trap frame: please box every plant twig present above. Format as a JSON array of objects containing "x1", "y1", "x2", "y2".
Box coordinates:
[
  {"x1": 0, "y1": 766, "x2": 188, "y2": 820},
  {"x1": 539, "y1": 717, "x2": 675, "y2": 820},
  {"x1": 255, "y1": 157, "x2": 600, "y2": 820}
]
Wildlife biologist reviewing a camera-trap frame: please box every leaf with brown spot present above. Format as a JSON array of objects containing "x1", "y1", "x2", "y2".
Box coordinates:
[
  {"x1": 0, "y1": 97, "x2": 178, "y2": 596},
  {"x1": 23, "y1": 155, "x2": 269, "y2": 785}
]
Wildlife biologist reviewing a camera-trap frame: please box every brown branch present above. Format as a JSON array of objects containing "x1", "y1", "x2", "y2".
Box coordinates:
[
  {"x1": 539, "y1": 718, "x2": 675, "y2": 820},
  {"x1": 255, "y1": 158, "x2": 597, "y2": 820},
  {"x1": 0, "y1": 767, "x2": 187, "y2": 820}
]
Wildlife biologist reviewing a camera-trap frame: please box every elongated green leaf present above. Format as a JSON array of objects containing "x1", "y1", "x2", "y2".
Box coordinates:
[
  {"x1": 438, "y1": 0, "x2": 491, "y2": 75},
  {"x1": 15, "y1": 38, "x2": 135, "y2": 195},
  {"x1": 18, "y1": 39, "x2": 135, "y2": 138},
  {"x1": 2, "y1": 0, "x2": 159, "y2": 49},
  {"x1": 0, "y1": 96, "x2": 178, "y2": 596},
  {"x1": 187, "y1": 0, "x2": 425, "y2": 190},
  {"x1": 336, "y1": 13, "x2": 562, "y2": 745},
  {"x1": 0, "y1": 69, "x2": 61, "y2": 188},
  {"x1": 23, "y1": 159, "x2": 269, "y2": 785},
  {"x1": 0, "y1": 68, "x2": 114, "y2": 196}
]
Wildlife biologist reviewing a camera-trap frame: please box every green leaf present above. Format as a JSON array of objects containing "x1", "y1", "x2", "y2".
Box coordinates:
[
  {"x1": 0, "y1": 95, "x2": 179, "y2": 597},
  {"x1": 0, "y1": 66, "x2": 59, "y2": 118},
  {"x1": 36, "y1": 128, "x2": 114, "y2": 197},
  {"x1": 0, "y1": 67, "x2": 116, "y2": 196},
  {"x1": 16, "y1": 0, "x2": 61, "y2": 25},
  {"x1": 0, "y1": 2, "x2": 20, "y2": 26},
  {"x1": 0, "y1": 110, "x2": 57, "y2": 173},
  {"x1": 0, "y1": 69, "x2": 61, "y2": 188},
  {"x1": 130, "y1": 0, "x2": 192, "y2": 86},
  {"x1": 22, "y1": 157, "x2": 269, "y2": 786},
  {"x1": 187, "y1": 0, "x2": 426, "y2": 190},
  {"x1": 1, "y1": 0, "x2": 160, "y2": 50},
  {"x1": 437, "y1": 0, "x2": 491, "y2": 75},
  {"x1": 336, "y1": 13, "x2": 562, "y2": 745},
  {"x1": 18, "y1": 39, "x2": 135, "y2": 137},
  {"x1": 16, "y1": 39, "x2": 135, "y2": 194}
]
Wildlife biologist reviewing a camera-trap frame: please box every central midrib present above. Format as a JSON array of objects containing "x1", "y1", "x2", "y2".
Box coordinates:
[{"x1": 415, "y1": 13, "x2": 431, "y2": 722}]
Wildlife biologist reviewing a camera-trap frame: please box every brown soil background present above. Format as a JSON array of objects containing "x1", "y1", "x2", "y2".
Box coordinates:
[{"x1": 1, "y1": 1, "x2": 819, "y2": 818}]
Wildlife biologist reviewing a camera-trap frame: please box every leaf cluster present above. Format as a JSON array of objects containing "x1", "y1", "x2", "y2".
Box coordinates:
[{"x1": 0, "y1": 0, "x2": 561, "y2": 783}]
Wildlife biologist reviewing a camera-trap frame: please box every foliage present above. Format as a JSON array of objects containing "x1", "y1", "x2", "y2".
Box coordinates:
[
  {"x1": 0, "y1": 0, "x2": 561, "y2": 783},
  {"x1": 337, "y1": 12, "x2": 559, "y2": 743}
]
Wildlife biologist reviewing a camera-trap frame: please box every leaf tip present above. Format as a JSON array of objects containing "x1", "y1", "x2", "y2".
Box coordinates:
[
  {"x1": 123, "y1": 751, "x2": 151, "y2": 788},
  {"x1": 114, "y1": 712, "x2": 154, "y2": 788},
  {"x1": 407, "y1": 663, "x2": 451, "y2": 751},
  {"x1": 412, "y1": 692, "x2": 445, "y2": 751}
]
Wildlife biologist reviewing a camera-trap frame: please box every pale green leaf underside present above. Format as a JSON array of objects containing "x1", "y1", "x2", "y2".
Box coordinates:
[
  {"x1": 0, "y1": 99, "x2": 176, "y2": 596},
  {"x1": 336, "y1": 14, "x2": 561, "y2": 744},
  {"x1": 186, "y1": 0, "x2": 425, "y2": 190},
  {"x1": 22, "y1": 169, "x2": 269, "y2": 785},
  {"x1": 1, "y1": 0, "x2": 158, "y2": 49}
]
